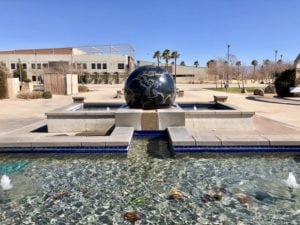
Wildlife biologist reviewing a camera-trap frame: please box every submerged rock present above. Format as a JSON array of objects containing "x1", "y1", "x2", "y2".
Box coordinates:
[
  {"x1": 235, "y1": 193, "x2": 250, "y2": 204},
  {"x1": 53, "y1": 191, "x2": 67, "y2": 201},
  {"x1": 254, "y1": 191, "x2": 273, "y2": 204},
  {"x1": 202, "y1": 188, "x2": 225, "y2": 202},
  {"x1": 169, "y1": 189, "x2": 184, "y2": 201},
  {"x1": 124, "y1": 211, "x2": 141, "y2": 223}
]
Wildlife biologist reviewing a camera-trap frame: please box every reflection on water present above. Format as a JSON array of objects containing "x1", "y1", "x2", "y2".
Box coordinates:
[{"x1": 0, "y1": 138, "x2": 300, "y2": 224}]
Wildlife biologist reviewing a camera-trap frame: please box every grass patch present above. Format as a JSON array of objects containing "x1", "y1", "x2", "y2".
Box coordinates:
[{"x1": 206, "y1": 87, "x2": 265, "y2": 93}]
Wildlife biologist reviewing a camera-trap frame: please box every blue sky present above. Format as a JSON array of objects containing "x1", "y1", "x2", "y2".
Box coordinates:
[{"x1": 1, "y1": 0, "x2": 299, "y2": 66}]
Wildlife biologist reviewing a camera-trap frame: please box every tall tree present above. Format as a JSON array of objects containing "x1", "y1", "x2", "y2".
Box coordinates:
[
  {"x1": 162, "y1": 49, "x2": 171, "y2": 70},
  {"x1": 153, "y1": 51, "x2": 161, "y2": 67},
  {"x1": 251, "y1": 60, "x2": 258, "y2": 82},
  {"x1": 235, "y1": 61, "x2": 241, "y2": 88},
  {"x1": 207, "y1": 60, "x2": 218, "y2": 88},
  {"x1": 13, "y1": 62, "x2": 29, "y2": 82},
  {"x1": 171, "y1": 51, "x2": 180, "y2": 83},
  {"x1": 194, "y1": 60, "x2": 199, "y2": 68},
  {"x1": 263, "y1": 59, "x2": 271, "y2": 83},
  {"x1": 180, "y1": 61, "x2": 186, "y2": 66}
]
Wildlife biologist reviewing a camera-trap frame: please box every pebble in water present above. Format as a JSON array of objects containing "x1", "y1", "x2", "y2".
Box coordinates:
[
  {"x1": 235, "y1": 193, "x2": 250, "y2": 205},
  {"x1": 53, "y1": 191, "x2": 67, "y2": 201},
  {"x1": 169, "y1": 189, "x2": 184, "y2": 201},
  {"x1": 124, "y1": 211, "x2": 141, "y2": 224}
]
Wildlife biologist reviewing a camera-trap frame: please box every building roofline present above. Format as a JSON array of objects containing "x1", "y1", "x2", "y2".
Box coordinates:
[{"x1": 0, "y1": 47, "x2": 73, "y2": 55}]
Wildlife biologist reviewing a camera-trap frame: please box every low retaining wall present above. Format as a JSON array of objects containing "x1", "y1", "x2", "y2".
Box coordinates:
[
  {"x1": 46, "y1": 104, "x2": 114, "y2": 133},
  {"x1": 46, "y1": 102, "x2": 255, "y2": 133},
  {"x1": 185, "y1": 110, "x2": 255, "y2": 130}
]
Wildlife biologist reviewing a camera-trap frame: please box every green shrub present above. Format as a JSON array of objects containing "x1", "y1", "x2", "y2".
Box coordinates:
[
  {"x1": 17, "y1": 91, "x2": 43, "y2": 99},
  {"x1": 274, "y1": 69, "x2": 295, "y2": 97},
  {"x1": 264, "y1": 85, "x2": 275, "y2": 94},
  {"x1": 78, "y1": 85, "x2": 89, "y2": 92},
  {"x1": 23, "y1": 78, "x2": 32, "y2": 83},
  {"x1": 13, "y1": 64, "x2": 29, "y2": 82},
  {"x1": 42, "y1": 91, "x2": 52, "y2": 99}
]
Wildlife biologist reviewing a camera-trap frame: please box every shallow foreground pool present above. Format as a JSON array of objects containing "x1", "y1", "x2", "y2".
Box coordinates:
[{"x1": 1, "y1": 138, "x2": 300, "y2": 225}]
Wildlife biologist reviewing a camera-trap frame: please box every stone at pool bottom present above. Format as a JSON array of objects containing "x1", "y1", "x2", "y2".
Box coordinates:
[{"x1": 124, "y1": 65, "x2": 176, "y2": 109}]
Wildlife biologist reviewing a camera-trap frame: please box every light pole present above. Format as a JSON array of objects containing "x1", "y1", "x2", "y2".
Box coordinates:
[
  {"x1": 226, "y1": 44, "x2": 230, "y2": 90},
  {"x1": 274, "y1": 50, "x2": 278, "y2": 82}
]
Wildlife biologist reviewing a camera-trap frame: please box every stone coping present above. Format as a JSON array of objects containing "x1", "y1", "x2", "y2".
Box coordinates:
[
  {"x1": 168, "y1": 127, "x2": 300, "y2": 147},
  {"x1": 0, "y1": 127, "x2": 134, "y2": 150}
]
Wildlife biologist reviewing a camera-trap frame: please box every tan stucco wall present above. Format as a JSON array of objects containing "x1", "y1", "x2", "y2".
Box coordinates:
[{"x1": 6, "y1": 78, "x2": 19, "y2": 98}]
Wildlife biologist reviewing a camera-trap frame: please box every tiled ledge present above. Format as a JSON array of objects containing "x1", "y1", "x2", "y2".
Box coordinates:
[
  {"x1": 167, "y1": 127, "x2": 300, "y2": 152},
  {"x1": 0, "y1": 127, "x2": 134, "y2": 153}
]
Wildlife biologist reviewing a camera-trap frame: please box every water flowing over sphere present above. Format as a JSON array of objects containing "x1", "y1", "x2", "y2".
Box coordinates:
[{"x1": 124, "y1": 66, "x2": 176, "y2": 109}]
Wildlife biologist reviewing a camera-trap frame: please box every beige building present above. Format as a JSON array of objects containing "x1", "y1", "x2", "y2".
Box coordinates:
[
  {"x1": 0, "y1": 45, "x2": 135, "y2": 83},
  {"x1": 137, "y1": 60, "x2": 208, "y2": 83}
]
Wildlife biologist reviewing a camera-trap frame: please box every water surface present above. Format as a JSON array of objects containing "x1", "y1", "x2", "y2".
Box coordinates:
[{"x1": 1, "y1": 138, "x2": 300, "y2": 225}]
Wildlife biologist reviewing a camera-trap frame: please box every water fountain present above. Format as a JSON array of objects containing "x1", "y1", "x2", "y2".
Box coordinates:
[
  {"x1": 41, "y1": 65, "x2": 300, "y2": 155},
  {"x1": 285, "y1": 172, "x2": 300, "y2": 188},
  {"x1": 0, "y1": 174, "x2": 13, "y2": 190}
]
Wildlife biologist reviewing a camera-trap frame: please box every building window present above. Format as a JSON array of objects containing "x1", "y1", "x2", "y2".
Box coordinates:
[
  {"x1": 97, "y1": 63, "x2": 101, "y2": 69},
  {"x1": 37, "y1": 63, "x2": 41, "y2": 69},
  {"x1": 83, "y1": 63, "x2": 87, "y2": 69},
  {"x1": 103, "y1": 63, "x2": 107, "y2": 69},
  {"x1": 22, "y1": 64, "x2": 27, "y2": 69},
  {"x1": 11, "y1": 63, "x2": 16, "y2": 69},
  {"x1": 118, "y1": 63, "x2": 125, "y2": 69},
  {"x1": 31, "y1": 64, "x2": 36, "y2": 69},
  {"x1": 32, "y1": 76, "x2": 37, "y2": 82},
  {"x1": 43, "y1": 63, "x2": 48, "y2": 68},
  {"x1": 77, "y1": 63, "x2": 81, "y2": 69},
  {"x1": 91, "y1": 63, "x2": 96, "y2": 69}
]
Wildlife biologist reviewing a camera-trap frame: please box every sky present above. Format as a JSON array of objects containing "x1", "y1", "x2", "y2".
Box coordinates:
[{"x1": 0, "y1": 0, "x2": 299, "y2": 67}]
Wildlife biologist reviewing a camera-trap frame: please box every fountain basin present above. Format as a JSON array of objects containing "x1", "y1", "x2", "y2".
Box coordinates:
[{"x1": 46, "y1": 102, "x2": 254, "y2": 132}]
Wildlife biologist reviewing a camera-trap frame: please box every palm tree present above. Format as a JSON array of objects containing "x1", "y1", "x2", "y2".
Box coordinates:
[
  {"x1": 180, "y1": 61, "x2": 186, "y2": 66},
  {"x1": 263, "y1": 59, "x2": 271, "y2": 84},
  {"x1": 153, "y1": 51, "x2": 161, "y2": 66},
  {"x1": 251, "y1": 60, "x2": 258, "y2": 83},
  {"x1": 171, "y1": 51, "x2": 180, "y2": 83},
  {"x1": 162, "y1": 49, "x2": 171, "y2": 70},
  {"x1": 235, "y1": 61, "x2": 241, "y2": 89},
  {"x1": 194, "y1": 60, "x2": 199, "y2": 68}
]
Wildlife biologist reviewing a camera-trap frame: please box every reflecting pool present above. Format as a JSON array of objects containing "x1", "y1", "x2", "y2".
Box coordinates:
[{"x1": 1, "y1": 138, "x2": 300, "y2": 224}]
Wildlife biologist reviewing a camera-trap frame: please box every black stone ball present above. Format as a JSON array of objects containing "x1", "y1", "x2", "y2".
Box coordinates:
[{"x1": 124, "y1": 65, "x2": 176, "y2": 109}]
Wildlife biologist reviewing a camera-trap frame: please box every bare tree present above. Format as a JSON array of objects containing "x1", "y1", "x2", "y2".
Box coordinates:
[
  {"x1": 207, "y1": 60, "x2": 218, "y2": 88},
  {"x1": 235, "y1": 61, "x2": 241, "y2": 88}
]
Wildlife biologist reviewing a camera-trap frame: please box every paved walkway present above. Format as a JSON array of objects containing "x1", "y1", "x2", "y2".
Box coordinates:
[{"x1": 248, "y1": 96, "x2": 300, "y2": 105}]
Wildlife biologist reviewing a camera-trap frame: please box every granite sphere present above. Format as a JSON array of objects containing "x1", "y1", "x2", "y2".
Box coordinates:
[{"x1": 124, "y1": 66, "x2": 176, "y2": 109}]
